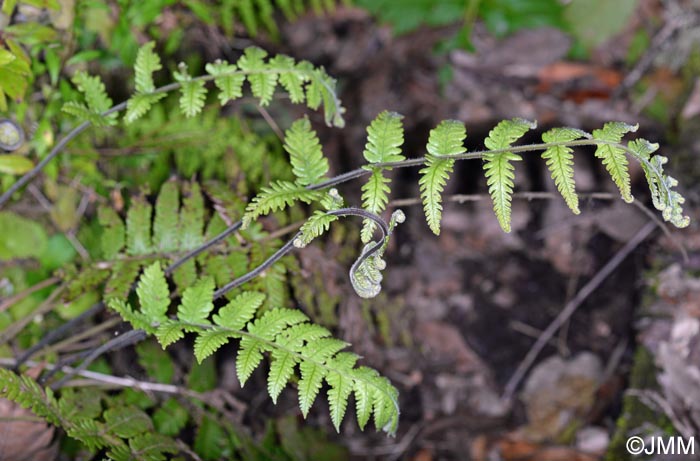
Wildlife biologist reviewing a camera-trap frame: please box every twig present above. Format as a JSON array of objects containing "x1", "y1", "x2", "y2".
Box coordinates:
[
  {"x1": 50, "y1": 329, "x2": 147, "y2": 389},
  {"x1": 502, "y1": 221, "x2": 656, "y2": 401},
  {"x1": 0, "y1": 277, "x2": 59, "y2": 313}
]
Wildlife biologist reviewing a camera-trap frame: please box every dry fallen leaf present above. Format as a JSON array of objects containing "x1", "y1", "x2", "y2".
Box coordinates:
[{"x1": 0, "y1": 398, "x2": 58, "y2": 461}]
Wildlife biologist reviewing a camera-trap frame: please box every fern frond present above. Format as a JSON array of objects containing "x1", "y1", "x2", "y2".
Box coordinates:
[
  {"x1": 213, "y1": 291, "x2": 266, "y2": 330},
  {"x1": 363, "y1": 111, "x2": 405, "y2": 164},
  {"x1": 136, "y1": 262, "x2": 170, "y2": 326},
  {"x1": 124, "y1": 92, "x2": 167, "y2": 124},
  {"x1": 98, "y1": 207, "x2": 125, "y2": 259},
  {"x1": 325, "y1": 351, "x2": 358, "y2": 432},
  {"x1": 242, "y1": 180, "x2": 323, "y2": 228},
  {"x1": 0, "y1": 369, "x2": 63, "y2": 426},
  {"x1": 541, "y1": 127, "x2": 589, "y2": 214},
  {"x1": 126, "y1": 194, "x2": 153, "y2": 255},
  {"x1": 179, "y1": 182, "x2": 205, "y2": 250},
  {"x1": 62, "y1": 71, "x2": 117, "y2": 126},
  {"x1": 360, "y1": 169, "x2": 391, "y2": 243},
  {"x1": 592, "y1": 122, "x2": 637, "y2": 203},
  {"x1": 306, "y1": 67, "x2": 345, "y2": 128},
  {"x1": 284, "y1": 117, "x2": 329, "y2": 186},
  {"x1": 174, "y1": 63, "x2": 207, "y2": 117},
  {"x1": 419, "y1": 120, "x2": 466, "y2": 235},
  {"x1": 298, "y1": 210, "x2": 338, "y2": 246},
  {"x1": 177, "y1": 277, "x2": 215, "y2": 325},
  {"x1": 107, "y1": 298, "x2": 152, "y2": 332},
  {"x1": 271, "y1": 55, "x2": 308, "y2": 103},
  {"x1": 298, "y1": 337, "x2": 347, "y2": 416},
  {"x1": 153, "y1": 181, "x2": 180, "y2": 253},
  {"x1": 134, "y1": 41, "x2": 162, "y2": 94},
  {"x1": 194, "y1": 329, "x2": 235, "y2": 363},
  {"x1": 483, "y1": 118, "x2": 536, "y2": 232},
  {"x1": 238, "y1": 47, "x2": 278, "y2": 106},
  {"x1": 156, "y1": 320, "x2": 185, "y2": 348},
  {"x1": 205, "y1": 60, "x2": 245, "y2": 105}
]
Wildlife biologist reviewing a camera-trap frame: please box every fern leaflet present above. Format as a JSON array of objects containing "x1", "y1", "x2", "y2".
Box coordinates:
[
  {"x1": 238, "y1": 47, "x2": 278, "y2": 106},
  {"x1": 134, "y1": 41, "x2": 161, "y2": 93},
  {"x1": 541, "y1": 127, "x2": 589, "y2": 214},
  {"x1": 174, "y1": 63, "x2": 207, "y2": 117},
  {"x1": 483, "y1": 118, "x2": 536, "y2": 232},
  {"x1": 242, "y1": 180, "x2": 323, "y2": 228},
  {"x1": 592, "y1": 122, "x2": 637, "y2": 203},
  {"x1": 205, "y1": 60, "x2": 245, "y2": 105},
  {"x1": 419, "y1": 120, "x2": 466, "y2": 235},
  {"x1": 284, "y1": 116, "x2": 329, "y2": 186}
]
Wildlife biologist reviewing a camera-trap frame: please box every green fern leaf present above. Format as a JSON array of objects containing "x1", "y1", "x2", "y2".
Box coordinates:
[
  {"x1": 153, "y1": 181, "x2": 179, "y2": 253},
  {"x1": 156, "y1": 320, "x2": 185, "y2": 348},
  {"x1": 104, "y1": 406, "x2": 152, "y2": 438},
  {"x1": 179, "y1": 182, "x2": 205, "y2": 250},
  {"x1": 483, "y1": 118, "x2": 536, "y2": 232},
  {"x1": 325, "y1": 352, "x2": 358, "y2": 432},
  {"x1": 177, "y1": 277, "x2": 215, "y2": 325},
  {"x1": 126, "y1": 194, "x2": 153, "y2": 255},
  {"x1": 592, "y1": 122, "x2": 637, "y2": 203},
  {"x1": 268, "y1": 349, "x2": 298, "y2": 403},
  {"x1": 363, "y1": 111, "x2": 405, "y2": 164},
  {"x1": 298, "y1": 337, "x2": 348, "y2": 417},
  {"x1": 194, "y1": 328, "x2": 234, "y2": 363},
  {"x1": 541, "y1": 127, "x2": 589, "y2": 214},
  {"x1": 71, "y1": 71, "x2": 114, "y2": 113},
  {"x1": 306, "y1": 67, "x2": 345, "y2": 128},
  {"x1": 213, "y1": 291, "x2": 265, "y2": 330},
  {"x1": 205, "y1": 61, "x2": 245, "y2": 105},
  {"x1": 134, "y1": 41, "x2": 162, "y2": 93},
  {"x1": 360, "y1": 168, "x2": 391, "y2": 243},
  {"x1": 271, "y1": 55, "x2": 307, "y2": 103},
  {"x1": 236, "y1": 309, "x2": 308, "y2": 385},
  {"x1": 419, "y1": 120, "x2": 466, "y2": 235},
  {"x1": 105, "y1": 261, "x2": 142, "y2": 301},
  {"x1": 136, "y1": 262, "x2": 170, "y2": 325},
  {"x1": 98, "y1": 207, "x2": 125, "y2": 259},
  {"x1": 238, "y1": 47, "x2": 278, "y2": 106},
  {"x1": 107, "y1": 298, "x2": 152, "y2": 332},
  {"x1": 174, "y1": 63, "x2": 207, "y2": 117},
  {"x1": 242, "y1": 180, "x2": 323, "y2": 228},
  {"x1": 352, "y1": 366, "x2": 379, "y2": 430},
  {"x1": 284, "y1": 116, "x2": 329, "y2": 186},
  {"x1": 124, "y1": 92, "x2": 167, "y2": 124},
  {"x1": 61, "y1": 101, "x2": 113, "y2": 127},
  {"x1": 298, "y1": 211, "x2": 338, "y2": 246}
]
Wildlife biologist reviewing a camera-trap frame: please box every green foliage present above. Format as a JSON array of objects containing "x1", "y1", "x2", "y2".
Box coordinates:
[
  {"x1": 62, "y1": 72, "x2": 118, "y2": 127},
  {"x1": 419, "y1": 120, "x2": 465, "y2": 235},
  {"x1": 483, "y1": 118, "x2": 536, "y2": 232},
  {"x1": 592, "y1": 122, "x2": 637, "y2": 203},
  {"x1": 285, "y1": 117, "x2": 330, "y2": 186},
  {"x1": 0, "y1": 211, "x2": 48, "y2": 260},
  {"x1": 0, "y1": 369, "x2": 180, "y2": 460},
  {"x1": 360, "y1": 111, "x2": 405, "y2": 242},
  {"x1": 242, "y1": 180, "x2": 324, "y2": 228},
  {"x1": 541, "y1": 127, "x2": 589, "y2": 214},
  {"x1": 109, "y1": 267, "x2": 401, "y2": 435},
  {"x1": 173, "y1": 63, "x2": 208, "y2": 117}
]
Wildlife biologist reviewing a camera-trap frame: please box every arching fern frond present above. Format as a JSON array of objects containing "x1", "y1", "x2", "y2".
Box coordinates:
[
  {"x1": 483, "y1": 118, "x2": 536, "y2": 232},
  {"x1": 541, "y1": 127, "x2": 589, "y2": 214},
  {"x1": 419, "y1": 120, "x2": 466, "y2": 235},
  {"x1": 108, "y1": 267, "x2": 401, "y2": 435},
  {"x1": 592, "y1": 122, "x2": 637, "y2": 203}
]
